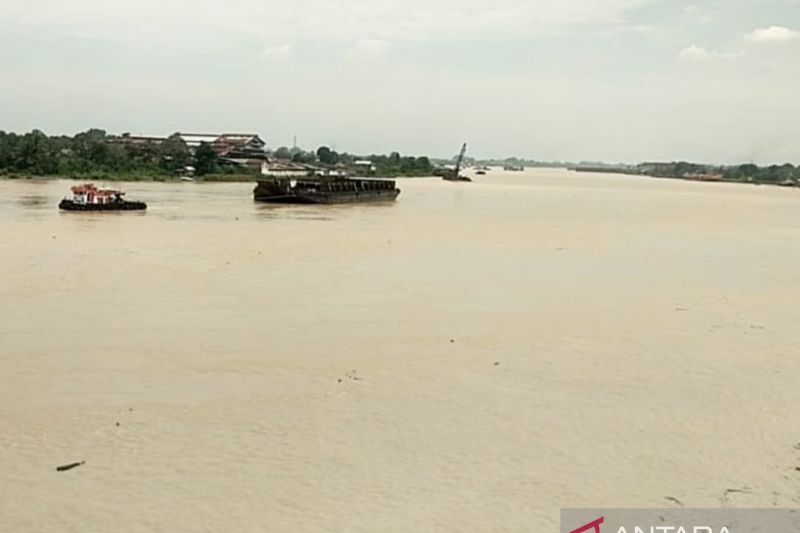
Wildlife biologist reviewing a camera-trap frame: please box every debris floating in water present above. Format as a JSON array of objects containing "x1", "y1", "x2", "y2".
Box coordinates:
[
  {"x1": 664, "y1": 496, "x2": 684, "y2": 506},
  {"x1": 56, "y1": 461, "x2": 85, "y2": 472},
  {"x1": 344, "y1": 370, "x2": 362, "y2": 382}
]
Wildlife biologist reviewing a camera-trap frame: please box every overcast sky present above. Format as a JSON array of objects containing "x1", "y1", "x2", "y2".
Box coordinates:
[{"x1": 0, "y1": 0, "x2": 798, "y2": 163}]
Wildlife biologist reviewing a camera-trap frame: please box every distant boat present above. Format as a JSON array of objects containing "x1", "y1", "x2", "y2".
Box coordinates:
[
  {"x1": 442, "y1": 143, "x2": 472, "y2": 183},
  {"x1": 503, "y1": 165, "x2": 525, "y2": 172},
  {"x1": 59, "y1": 183, "x2": 146, "y2": 211}
]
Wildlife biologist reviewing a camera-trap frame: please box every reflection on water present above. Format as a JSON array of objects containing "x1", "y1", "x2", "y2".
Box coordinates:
[
  {"x1": 58, "y1": 210, "x2": 148, "y2": 221},
  {"x1": 17, "y1": 194, "x2": 50, "y2": 208},
  {"x1": 254, "y1": 202, "x2": 397, "y2": 222},
  {"x1": 254, "y1": 204, "x2": 337, "y2": 222}
]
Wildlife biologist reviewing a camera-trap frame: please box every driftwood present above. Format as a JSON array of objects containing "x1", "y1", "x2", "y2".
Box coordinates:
[
  {"x1": 56, "y1": 461, "x2": 85, "y2": 472},
  {"x1": 664, "y1": 496, "x2": 684, "y2": 506}
]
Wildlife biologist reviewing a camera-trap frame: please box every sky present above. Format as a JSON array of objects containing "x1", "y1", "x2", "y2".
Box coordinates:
[{"x1": 0, "y1": 0, "x2": 798, "y2": 164}]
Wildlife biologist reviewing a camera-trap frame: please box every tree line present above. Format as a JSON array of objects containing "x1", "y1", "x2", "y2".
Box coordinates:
[
  {"x1": 0, "y1": 129, "x2": 196, "y2": 177},
  {"x1": 272, "y1": 145, "x2": 433, "y2": 177},
  {"x1": 0, "y1": 129, "x2": 435, "y2": 179},
  {"x1": 641, "y1": 161, "x2": 800, "y2": 185}
]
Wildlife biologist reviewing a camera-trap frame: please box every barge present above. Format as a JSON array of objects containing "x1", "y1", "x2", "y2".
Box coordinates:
[{"x1": 254, "y1": 176, "x2": 400, "y2": 204}]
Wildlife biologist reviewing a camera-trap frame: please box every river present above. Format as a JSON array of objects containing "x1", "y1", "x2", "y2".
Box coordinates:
[{"x1": 1, "y1": 170, "x2": 800, "y2": 531}]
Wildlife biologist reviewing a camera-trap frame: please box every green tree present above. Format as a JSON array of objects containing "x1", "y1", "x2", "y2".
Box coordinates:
[
  {"x1": 1, "y1": 133, "x2": 22, "y2": 171},
  {"x1": 415, "y1": 156, "x2": 432, "y2": 173},
  {"x1": 291, "y1": 150, "x2": 316, "y2": 164},
  {"x1": 159, "y1": 134, "x2": 192, "y2": 171},
  {"x1": 776, "y1": 163, "x2": 796, "y2": 183},
  {"x1": 316, "y1": 146, "x2": 340, "y2": 165},
  {"x1": 739, "y1": 164, "x2": 758, "y2": 178},
  {"x1": 73, "y1": 129, "x2": 107, "y2": 161},
  {"x1": 18, "y1": 130, "x2": 58, "y2": 174},
  {"x1": 273, "y1": 146, "x2": 292, "y2": 160},
  {"x1": 194, "y1": 143, "x2": 218, "y2": 176}
]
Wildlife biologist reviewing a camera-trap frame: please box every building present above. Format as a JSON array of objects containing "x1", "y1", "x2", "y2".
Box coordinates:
[
  {"x1": 261, "y1": 161, "x2": 317, "y2": 178},
  {"x1": 111, "y1": 132, "x2": 269, "y2": 170},
  {"x1": 353, "y1": 160, "x2": 377, "y2": 175},
  {"x1": 209, "y1": 134, "x2": 269, "y2": 170},
  {"x1": 113, "y1": 132, "x2": 265, "y2": 154},
  {"x1": 212, "y1": 134, "x2": 266, "y2": 156},
  {"x1": 111, "y1": 133, "x2": 171, "y2": 146}
]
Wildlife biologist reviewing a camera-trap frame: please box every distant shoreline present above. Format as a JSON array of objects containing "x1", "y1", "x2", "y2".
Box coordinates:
[
  {"x1": 3, "y1": 169, "x2": 798, "y2": 190},
  {"x1": 569, "y1": 167, "x2": 800, "y2": 189}
]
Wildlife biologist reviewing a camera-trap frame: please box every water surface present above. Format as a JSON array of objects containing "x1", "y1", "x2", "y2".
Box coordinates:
[{"x1": 1, "y1": 170, "x2": 800, "y2": 532}]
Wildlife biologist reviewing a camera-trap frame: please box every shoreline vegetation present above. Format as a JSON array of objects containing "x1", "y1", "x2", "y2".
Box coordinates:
[
  {"x1": 0, "y1": 172, "x2": 265, "y2": 183},
  {"x1": 0, "y1": 129, "x2": 435, "y2": 181},
  {"x1": 473, "y1": 158, "x2": 799, "y2": 188},
  {"x1": 567, "y1": 161, "x2": 800, "y2": 188},
  {"x1": 1, "y1": 129, "x2": 797, "y2": 188}
]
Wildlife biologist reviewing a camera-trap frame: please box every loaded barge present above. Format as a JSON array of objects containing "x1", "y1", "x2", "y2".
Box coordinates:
[
  {"x1": 254, "y1": 175, "x2": 400, "y2": 204},
  {"x1": 59, "y1": 183, "x2": 147, "y2": 211}
]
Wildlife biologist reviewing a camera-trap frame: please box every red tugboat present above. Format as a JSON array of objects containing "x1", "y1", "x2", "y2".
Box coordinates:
[{"x1": 59, "y1": 183, "x2": 147, "y2": 211}]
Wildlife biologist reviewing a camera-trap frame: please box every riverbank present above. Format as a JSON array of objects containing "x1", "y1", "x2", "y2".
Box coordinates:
[
  {"x1": 570, "y1": 165, "x2": 800, "y2": 189},
  {"x1": 0, "y1": 172, "x2": 260, "y2": 183},
  {"x1": 0, "y1": 172, "x2": 438, "y2": 183}
]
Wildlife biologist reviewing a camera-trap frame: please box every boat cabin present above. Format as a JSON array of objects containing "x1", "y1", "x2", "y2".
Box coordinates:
[{"x1": 69, "y1": 184, "x2": 126, "y2": 205}]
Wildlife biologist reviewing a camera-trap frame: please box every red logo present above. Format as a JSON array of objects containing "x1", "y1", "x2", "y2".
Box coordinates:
[{"x1": 570, "y1": 517, "x2": 604, "y2": 533}]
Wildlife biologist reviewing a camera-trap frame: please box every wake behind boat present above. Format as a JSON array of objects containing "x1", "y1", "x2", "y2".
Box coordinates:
[{"x1": 59, "y1": 183, "x2": 147, "y2": 211}]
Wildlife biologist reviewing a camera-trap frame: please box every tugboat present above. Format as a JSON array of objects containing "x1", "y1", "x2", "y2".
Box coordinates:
[
  {"x1": 59, "y1": 183, "x2": 147, "y2": 211},
  {"x1": 442, "y1": 143, "x2": 472, "y2": 182},
  {"x1": 254, "y1": 169, "x2": 400, "y2": 204}
]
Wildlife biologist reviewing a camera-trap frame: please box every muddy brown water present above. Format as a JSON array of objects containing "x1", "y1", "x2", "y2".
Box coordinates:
[{"x1": 1, "y1": 171, "x2": 799, "y2": 532}]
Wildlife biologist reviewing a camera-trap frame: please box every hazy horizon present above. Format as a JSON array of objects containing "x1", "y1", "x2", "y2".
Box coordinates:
[{"x1": 1, "y1": 0, "x2": 799, "y2": 165}]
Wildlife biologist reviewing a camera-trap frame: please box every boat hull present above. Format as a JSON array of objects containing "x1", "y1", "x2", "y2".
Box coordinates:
[
  {"x1": 255, "y1": 190, "x2": 400, "y2": 204},
  {"x1": 59, "y1": 200, "x2": 147, "y2": 211}
]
